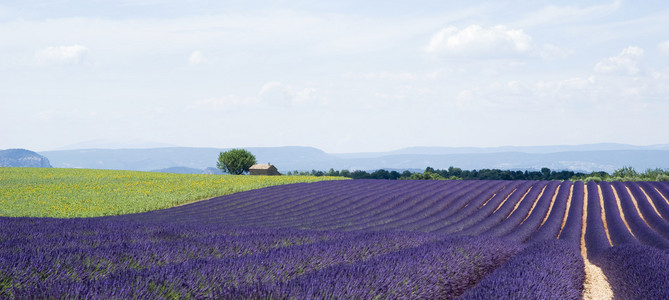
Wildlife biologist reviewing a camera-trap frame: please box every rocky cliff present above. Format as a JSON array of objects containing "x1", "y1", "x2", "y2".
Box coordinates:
[{"x1": 0, "y1": 149, "x2": 52, "y2": 168}]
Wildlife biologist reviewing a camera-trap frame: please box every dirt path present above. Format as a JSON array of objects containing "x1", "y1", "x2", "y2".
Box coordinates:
[
  {"x1": 539, "y1": 183, "x2": 562, "y2": 227},
  {"x1": 502, "y1": 186, "x2": 534, "y2": 220},
  {"x1": 557, "y1": 184, "x2": 574, "y2": 238},
  {"x1": 493, "y1": 187, "x2": 527, "y2": 215},
  {"x1": 610, "y1": 184, "x2": 636, "y2": 238},
  {"x1": 581, "y1": 185, "x2": 613, "y2": 300},
  {"x1": 654, "y1": 186, "x2": 669, "y2": 206},
  {"x1": 519, "y1": 185, "x2": 547, "y2": 225},
  {"x1": 625, "y1": 186, "x2": 651, "y2": 228},
  {"x1": 598, "y1": 185, "x2": 614, "y2": 246},
  {"x1": 639, "y1": 186, "x2": 666, "y2": 220}
]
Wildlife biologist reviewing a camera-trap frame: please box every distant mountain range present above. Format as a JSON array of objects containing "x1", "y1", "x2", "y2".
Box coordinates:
[
  {"x1": 34, "y1": 143, "x2": 669, "y2": 174},
  {"x1": 0, "y1": 149, "x2": 52, "y2": 168}
]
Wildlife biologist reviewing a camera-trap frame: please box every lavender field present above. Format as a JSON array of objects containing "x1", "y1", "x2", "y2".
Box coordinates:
[{"x1": 2, "y1": 180, "x2": 669, "y2": 299}]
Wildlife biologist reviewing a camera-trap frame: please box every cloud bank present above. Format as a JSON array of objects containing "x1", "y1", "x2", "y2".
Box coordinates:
[
  {"x1": 35, "y1": 45, "x2": 88, "y2": 65},
  {"x1": 426, "y1": 25, "x2": 533, "y2": 56},
  {"x1": 594, "y1": 46, "x2": 644, "y2": 75}
]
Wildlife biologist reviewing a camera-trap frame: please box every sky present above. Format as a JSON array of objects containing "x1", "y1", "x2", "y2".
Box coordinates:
[{"x1": 1, "y1": 0, "x2": 668, "y2": 153}]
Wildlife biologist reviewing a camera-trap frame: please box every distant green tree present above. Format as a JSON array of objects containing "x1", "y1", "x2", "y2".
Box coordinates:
[
  {"x1": 216, "y1": 149, "x2": 257, "y2": 175},
  {"x1": 408, "y1": 171, "x2": 447, "y2": 180},
  {"x1": 612, "y1": 166, "x2": 638, "y2": 179},
  {"x1": 389, "y1": 171, "x2": 401, "y2": 180},
  {"x1": 326, "y1": 168, "x2": 339, "y2": 176},
  {"x1": 541, "y1": 168, "x2": 551, "y2": 180}
]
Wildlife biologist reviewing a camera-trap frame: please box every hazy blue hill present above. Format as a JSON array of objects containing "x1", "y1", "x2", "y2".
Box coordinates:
[
  {"x1": 150, "y1": 166, "x2": 210, "y2": 174},
  {"x1": 336, "y1": 143, "x2": 669, "y2": 157},
  {"x1": 345, "y1": 150, "x2": 669, "y2": 173},
  {"x1": 0, "y1": 149, "x2": 52, "y2": 168},
  {"x1": 39, "y1": 144, "x2": 669, "y2": 173},
  {"x1": 41, "y1": 148, "x2": 223, "y2": 170},
  {"x1": 40, "y1": 146, "x2": 332, "y2": 172}
]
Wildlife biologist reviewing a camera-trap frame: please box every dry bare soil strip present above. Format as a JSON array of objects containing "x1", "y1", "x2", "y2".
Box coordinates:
[
  {"x1": 580, "y1": 184, "x2": 614, "y2": 300},
  {"x1": 597, "y1": 185, "x2": 614, "y2": 246},
  {"x1": 557, "y1": 184, "x2": 574, "y2": 238},
  {"x1": 610, "y1": 184, "x2": 636, "y2": 239}
]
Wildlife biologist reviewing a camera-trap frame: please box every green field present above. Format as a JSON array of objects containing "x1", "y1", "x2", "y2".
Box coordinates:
[{"x1": 0, "y1": 167, "x2": 345, "y2": 218}]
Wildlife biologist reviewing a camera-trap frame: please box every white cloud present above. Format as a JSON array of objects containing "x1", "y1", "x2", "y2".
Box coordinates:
[
  {"x1": 36, "y1": 110, "x2": 59, "y2": 121},
  {"x1": 35, "y1": 45, "x2": 88, "y2": 65},
  {"x1": 518, "y1": 0, "x2": 621, "y2": 27},
  {"x1": 342, "y1": 71, "x2": 440, "y2": 81},
  {"x1": 259, "y1": 81, "x2": 316, "y2": 106},
  {"x1": 594, "y1": 46, "x2": 644, "y2": 75},
  {"x1": 456, "y1": 89, "x2": 474, "y2": 106},
  {"x1": 539, "y1": 44, "x2": 573, "y2": 60},
  {"x1": 659, "y1": 41, "x2": 669, "y2": 56},
  {"x1": 187, "y1": 96, "x2": 258, "y2": 110},
  {"x1": 534, "y1": 76, "x2": 596, "y2": 96},
  {"x1": 188, "y1": 50, "x2": 207, "y2": 64},
  {"x1": 426, "y1": 25, "x2": 533, "y2": 56},
  {"x1": 189, "y1": 82, "x2": 317, "y2": 111}
]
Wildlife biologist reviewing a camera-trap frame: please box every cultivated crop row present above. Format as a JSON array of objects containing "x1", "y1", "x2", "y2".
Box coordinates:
[{"x1": 1, "y1": 179, "x2": 668, "y2": 298}]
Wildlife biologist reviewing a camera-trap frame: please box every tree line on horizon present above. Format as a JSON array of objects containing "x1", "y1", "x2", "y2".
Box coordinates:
[
  {"x1": 216, "y1": 148, "x2": 669, "y2": 182},
  {"x1": 286, "y1": 166, "x2": 669, "y2": 182}
]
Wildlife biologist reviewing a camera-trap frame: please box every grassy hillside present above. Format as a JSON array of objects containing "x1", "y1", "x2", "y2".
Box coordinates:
[{"x1": 0, "y1": 167, "x2": 344, "y2": 218}]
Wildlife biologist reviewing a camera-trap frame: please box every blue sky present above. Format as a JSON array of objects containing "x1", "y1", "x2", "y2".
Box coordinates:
[{"x1": 1, "y1": 1, "x2": 668, "y2": 152}]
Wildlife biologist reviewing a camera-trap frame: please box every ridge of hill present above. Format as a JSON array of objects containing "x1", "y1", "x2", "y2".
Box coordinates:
[
  {"x1": 38, "y1": 144, "x2": 669, "y2": 173},
  {"x1": 0, "y1": 149, "x2": 52, "y2": 168}
]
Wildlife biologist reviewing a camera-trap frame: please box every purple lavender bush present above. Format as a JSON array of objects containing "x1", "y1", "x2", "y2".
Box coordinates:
[
  {"x1": 458, "y1": 240, "x2": 584, "y2": 300},
  {"x1": 592, "y1": 243, "x2": 669, "y2": 300}
]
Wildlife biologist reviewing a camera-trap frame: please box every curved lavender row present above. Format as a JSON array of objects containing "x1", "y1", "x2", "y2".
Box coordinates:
[
  {"x1": 214, "y1": 180, "x2": 398, "y2": 227},
  {"x1": 223, "y1": 237, "x2": 523, "y2": 300},
  {"x1": 457, "y1": 182, "x2": 537, "y2": 236},
  {"x1": 502, "y1": 181, "x2": 561, "y2": 243},
  {"x1": 226, "y1": 181, "x2": 379, "y2": 225},
  {"x1": 395, "y1": 180, "x2": 490, "y2": 231},
  {"x1": 403, "y1": 180, "x2": 498, "y2": 232},
  {"x1": 164, "y1": 180, "x2": 395, "y2": 227},
  {"x1": 640, "y1": 182, "x2": 669, "y2": 221},
  {"x1": 611, "y1": 182, "x2": 669, "y2": 249},
  {"x1": 6, "y1": 231, "x2": 439, "y2": 298},
  {"x1": 382, "y1": 180, "x2": 493, "y2": 232},
  {"x1": 583, "y1": 181, "x2": 611, "y2": 258},
  {"x1": 233, "y1": 180, "x2": 410, "y2": 229},
  {"x1": 276, "y1": 180, "x2": 417, "y2": 230},
  {"x1": 310, "y1": 181, "x2": 467, "y2": 230},
  {"x1": 524, "y1": 181, "x2": 572, "y2": 242},
  {"x1": 625, "y1": 183, "x2": 669, "y2": 240},
  {"x1": 480, "y1": 181, "x2": 548, "y2": 238},
  {"x1": 424, "y1": 181, "x2": 507, "y2": 224},
  {"x1": 457, "y1": 240, "x2": 584, "y2": 300},
  {"x1": 362, "y1": 180, "x2": 483, "y2": 232},
  {"x1": 137, "y1": 180, "x2": 401, "y2": 228},
  {"x1": 310, "y1": 181, "x2": 441, "y2": 231},
  {"x1": 438, "y1": 181, "x2": 528, "y2": 234},
  {"x1": 338, "y1": 180, "x2": 468, "y2": 231},
  {"x1": 558, "y1": 181, "x2": 584, "y2": 242},
  {"x1": 300, "y1": 181, "x2": 437, "y2": 230},
  {"x1": 121, "y1": 181, "x2": 331, "y2": 223},
  {"x1": 599, "y1": 181, "x2": 637, "y2": 246},
  {"x1": 0, "y1": 218, "x2": 364, "y2": 298},
  {"x1": 591, "y1": 243, "x2": 669, "y2": 300},
  {"x1": 424, "y1": 181, "x2": 510, "y2": 233}
]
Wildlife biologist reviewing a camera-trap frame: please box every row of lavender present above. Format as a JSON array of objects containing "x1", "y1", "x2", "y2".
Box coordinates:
[
  {"x1": 1, "y1": 216, "x2": 533, "y2": 298},
  {"x1": 114, "y1": 179, "x2": 669, "y2": 298},
  {"x1": 2, "y1": 180, "x2": 669, "y2": 298},
  {"x1": 119, "y1": 180, "x2": 669, "y2": 248}
]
